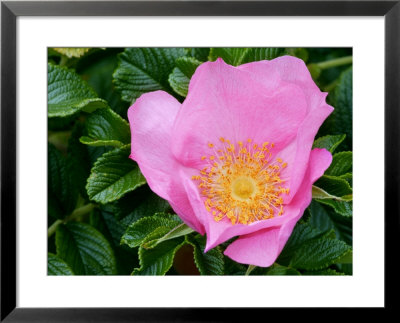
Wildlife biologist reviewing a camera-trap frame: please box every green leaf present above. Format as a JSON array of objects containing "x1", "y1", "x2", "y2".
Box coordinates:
[
  {"x1": 95, "y1": 208, "x2": 127, "y2": 246},
  {"x1": 314, "y1": 175, "x2": 352, "y2": 198},
  {"x1": 277, "y1": 222, "x2": 323, "y2": 266},
  {"x1": 309, "y1": 201, "x2": 352, "y2": 246},
  {"x1": 133, "y1": 230, "x2": 186, "y2": 275},
  {"x1": 307, "y1": 64, "x2": 321, "y2": 81},
  {"x1": 340, "y1": 172, "x2": 352, "y2": 181},
  {"x1": 80, "y1": 108, "x2": 130, "y2": 147},
  {"x1": 56, "y1": 222, "x2": 117, "y2": 275},
  {"x1": 321, "y1": 67, "x2": 352, "y2": 150},
  {"x1": 91, "y1": 208, "x2": 141, "y2": 275},
  {"x1": 289, "y1": 237, "x2": 351, "y2": 270},
  {"x1": 209, "y1": 47, "x2": 285, "y2": 66},
  {"x1": 144, "y1": 223, "x2": 194, "y2": 249},
  {"x1": 67, "y1": 123, "x2": 91, "y2": 198},
  {"x1": 87, "y1": 145, "x2": 113, "y2": 166},
  {"x1": 303, "y1": 268, "x2": 345, "y2": 275},
  {"x1": 325, "y1": 151, "x2": 352, "y2": 176},
  {"x1": 186, "y1": 234, "x2": 224, "y2": 275},
  {"x1": 224, "y1": 256, "x2": 247, "y2": 275},
  {"x1": 48, "y1": 63, "x2": 107, "y2": 118},
  {"x1": 48, "y1": 253, "x2": 74, "y2": 275},
  {"x1": 48, "y1": 143, "x2": 78, "y2": 219},
  {"x1": 48, "y1": 114, "x2": 77, "y2": 132},
  {"x1": 176, "y1": 57, "x2": 202, "y2": 76},
  {"x1": 113, "y1": 48, "x2": 187, "y2": 103},
  {"x1": 315, "y1": 199, "x2": 352, "y2": 217},
  {"x1": 312, "y1": 134, "x2": 346, "y2": 153},
  {"x1": 242, "y1": 48, "x2": 285, "y2": 63},
  {"x1": 92, "y1": 208, "x2": 140, "y2": 259},
  {"x1": 80, "y1": 137, "x2": 124, "y2": 147},
  {"x1": 113, "y1": 188, "x2": 171, "y2": 226},
  {"x1": 187, "y1": 48, "x2": 210, "y2": 61},
  {"x1": 312, "y1": 185, "x2": 352, "y2": 202},
  {"x1": 285, "y1": 48, "x2": 309, "y2": 62},
  {"x1": 76, "y1": 48, "x2": 129, "y2": 117},
  {"x1": 209, "y1": 48, "x2": 251, "y2": 66},
  {"x1": 336, "y1": 263, "x2": 353, "y2": 275},
  {"x1": 121, "y1": 213, "x2": 181, "y2": 248},
  {"x1": 337, "y1": 250, "x2": 353, "y2": 264},
  {"x1": 86, "y1": 145, "x2": 146, "y2": 204},
  {"x1": 266, "y1": 264, "x2": 301, "y2": 275},
  {"x1": 168, "y1": 57, "x2": 202, "y2": 97}
]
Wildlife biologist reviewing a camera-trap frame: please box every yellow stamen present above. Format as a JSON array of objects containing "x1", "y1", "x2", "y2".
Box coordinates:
[{"x1": 192, "y1": 138, "x2": 288, "y2": 225}]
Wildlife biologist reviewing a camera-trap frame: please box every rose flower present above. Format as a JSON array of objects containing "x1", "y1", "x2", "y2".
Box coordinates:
[{"x1": 128, "y1": 56, "x2": 333, "y2": 267}]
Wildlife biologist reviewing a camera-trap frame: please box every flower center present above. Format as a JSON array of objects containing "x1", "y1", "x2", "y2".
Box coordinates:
[
  {"x1": 192, "y1": 138, "x2": 290, "y2": 225},
  {"x1": 232, "y1": 177, "x2": 256, "y2": 200}
]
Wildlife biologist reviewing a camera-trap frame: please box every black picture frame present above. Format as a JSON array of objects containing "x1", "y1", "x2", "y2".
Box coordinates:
[{"x1": 1, "y1": 0, "x2": 399, "y2": 321}]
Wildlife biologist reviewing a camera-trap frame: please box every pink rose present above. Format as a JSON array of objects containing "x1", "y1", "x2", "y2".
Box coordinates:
[{"x1": 128, "y1": 56, "x2": 333, "y2": 267}]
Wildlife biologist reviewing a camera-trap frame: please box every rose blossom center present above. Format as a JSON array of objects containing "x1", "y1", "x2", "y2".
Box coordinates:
[
  {"x1": 232, "y1": 177, "x2": 256, "y2": 200},
  {"x1": 192, "y1": 138, "x2": 290, "y2": 225}
]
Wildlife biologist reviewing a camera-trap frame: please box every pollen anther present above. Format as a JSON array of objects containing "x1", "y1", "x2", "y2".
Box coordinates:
[{"x1": 193, "y1": 138, "x2": 289, "y2": 225}]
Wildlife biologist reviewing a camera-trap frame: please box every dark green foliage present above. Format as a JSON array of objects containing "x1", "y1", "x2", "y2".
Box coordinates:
[
  {"x1": 278, "y1": 221, "x2": 351, "y2": 272},
  {"x1": 67, "y1": 123, "x2": 91, "y2": 198},
  {"x1": 208, "y1": 47, "x2": 285, "y2": 66},
  {"x1": 319, "y1": 67, "x2": 353, "y2": 150},
  {"x1": 48, "y1": 143, "x2": 78, "y2": 219},
  {"x1": 48, "y1": 253, "x2": 74, "y2": 275},
  {"x1": 187, "y1": 48, "x2": 210, "y2": 61},
  {"x1": 168, "y1": 57, "x2": 202, "y2": 97},
  {"x1": 308, "y1": 48, "x2": 352, "y2": 88},
  {"x1": 56, "y1": 222, "x2": 117, "y2": 275},
  {"x1": 80, "y1": 108, "x2": 130, "y2": 147},
  {"x1": 312, "y1": 134, "x2": 346, "y2": 153},
  {"x1": 186, "y1": 234, "x2": 224, "y2": 275},
  {"x1": 76, "y1": 48, "x2": 129, "y2": 117},
  {"x1": 48, "y1": 63, "x2": 108, "y2": 117},
  {"x1": 113, "y1": 48, "x2": 187, "y2": 103},
  {"x1": 325, "y1": 151, "x2": 352, "y2": 176},
  {"x1": 86, "y1": 145, "x2": 146, "y2": 203},
  {"x1": 121, "y1": 213, "x2": 183, "y2": 248}
]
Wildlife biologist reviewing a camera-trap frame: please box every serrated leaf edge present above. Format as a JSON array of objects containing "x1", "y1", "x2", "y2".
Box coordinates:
[
  {"x1": 132, "y1": 238, "x2": 186, "y2": 276},
  {"x1": 86, "y1": 144, "x2": 147, "y2": 204},
  {"x1": 120, "y1": 214, "x2": 181, "y2": 248},
  {"x1": 290, "y1": 237, "x2": 351, "y2": 271},
  {"x1": 312, "y1": 134, "x2": 346, "y2": 153}
]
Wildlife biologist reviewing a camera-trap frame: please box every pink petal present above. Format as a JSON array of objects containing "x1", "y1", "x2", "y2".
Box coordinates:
[
  {"x1": 240, "y1": 56, "x2": 334, "y2": 202},
  {"x1": 224, "y1": 148, "x2": 332, "y2": 267},
  {"x1": 128, "y1": 91, "x2": 204, "y2": 233},
  {"x1": 277, "y1": 94, "x2": 333, "y2": 203},
  {"x1": 171, "y1": 58, "x2": 308, "y2": 169},
  {"x1": 224, "y1": 227, "x2": 281, "y2": 267},
  {"x1": 240, "y1": 56, "x2": 322, "y2": 114}
]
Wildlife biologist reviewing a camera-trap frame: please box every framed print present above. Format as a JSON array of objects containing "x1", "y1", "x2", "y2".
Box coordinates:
[{"x1": 1, "y1": 0, "x2": 399, "y2": 321}]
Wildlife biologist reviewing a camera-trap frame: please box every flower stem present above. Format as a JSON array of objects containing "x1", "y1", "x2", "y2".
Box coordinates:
[
  {"x1": 245, "y1": 265, "x2": 256, "y2": 276},
  {"x1": 59, "y1": 55, "x2": 68, "y2": 66},
  {"x1": 316, "y1": 56, "x2": 352, "y2": 70},
  {"x1": 47, "y1": 203, "x2": 96, "y2": 238},
  {"x1": 47, "y1": 219, "x2": 63, "y2": 238}
]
